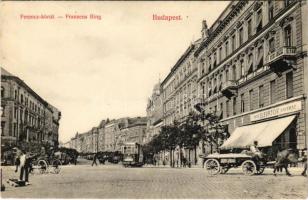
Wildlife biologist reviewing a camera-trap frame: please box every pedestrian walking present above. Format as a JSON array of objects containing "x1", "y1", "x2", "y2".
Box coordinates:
[{"x1": 92, "y1": 153, "x2": 98, "y2": 166}]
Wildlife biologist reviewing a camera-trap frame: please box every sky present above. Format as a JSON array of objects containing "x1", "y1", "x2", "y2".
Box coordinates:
[{"x1": 0, "y1": 1, "x2": 229, "y2": 143}]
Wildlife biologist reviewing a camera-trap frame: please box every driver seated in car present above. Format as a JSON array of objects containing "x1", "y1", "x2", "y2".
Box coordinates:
[{"x1": 250, "y1": 140, "x2": 263, "y2": 161}]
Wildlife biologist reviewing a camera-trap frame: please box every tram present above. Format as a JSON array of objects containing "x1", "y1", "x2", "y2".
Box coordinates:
[{"x1": 121, "y1": 142, "x2": 144, "y2": 167}]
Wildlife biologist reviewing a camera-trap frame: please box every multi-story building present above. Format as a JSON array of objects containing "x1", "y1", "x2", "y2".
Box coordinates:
[
  {"x1": 194, "y1": 0, "x2": 307, "y2": 157},
  {"x1": 48, "y1": 104, "x2": 61, "y2": 146},
  {"x1": 68, "y1": 117, "x2": 146, "y2": 153},
  {"x1": 161, "y1": 41, "x2": 201, "y2": 126},
  {"x1": 118, "y1": 117, "x2": 147, "y2": 145},
  {"x1": 105, "y1": 117, "x2": 147, "y2": 152},
  {"x1": 159, "y1": 40, "x2": 202, "y2": 165},
  {"x1": 104, "y1": 120, "x2": 118, "y2": 152},
  {"x1": 1, "y1": 67, "x2": 61, "y2": 147},
  {"x1": 97, "y1": 120, "x2": 107, "y2": 152},
  {"x1": 145, "y1": 82, "x2": 164, "y2": 144}
]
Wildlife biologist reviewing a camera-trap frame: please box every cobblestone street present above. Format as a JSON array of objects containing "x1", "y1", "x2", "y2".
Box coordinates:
[{"x1": 1, "y1": 159, "x2": 307, "y2": 199}]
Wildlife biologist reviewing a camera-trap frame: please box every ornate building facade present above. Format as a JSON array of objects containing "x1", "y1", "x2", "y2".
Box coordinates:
[
  {"x1": 68, "y1": 117, "x2": 146, "y2": 153},
  {"x1": 161, "y1": 41, "x2": 201, "y2": 126},
  {"x1": 144, "y1": 82, "x2": 164, "y2": 144},
  {"x1": 194, "y1": 0, "x2": 307, "y2": 156},
  {"x1": 1, "y1": 67, "x2": 61, "y2": 147}
]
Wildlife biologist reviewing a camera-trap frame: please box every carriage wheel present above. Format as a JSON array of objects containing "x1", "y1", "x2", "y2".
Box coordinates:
[
  {"x1": 256, "y1": 166, "x2": 265, "y2": 175},
  {"x1": 51, "y1": 159, "x2": 62, "y2": 174},
  {"x1": 220, "y1": 166, "x2": 229, "y2": 174},
  {"x1": 241, "y1": 160, "x2": 256, "y2": 176},
  {"x1": 205, "y1": 159, "x2": 220, "y2": 175},
  {"x1": 37, "y1": 160, "x2": 48, "y2": 174}
]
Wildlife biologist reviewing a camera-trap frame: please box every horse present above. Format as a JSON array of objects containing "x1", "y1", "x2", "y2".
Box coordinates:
[{"x1": 273, "y1": 149, "x2": 298, "y2": 176}]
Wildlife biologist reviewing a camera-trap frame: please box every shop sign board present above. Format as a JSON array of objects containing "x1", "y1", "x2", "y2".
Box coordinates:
[{"x1": 250, "y1": 101, "x2": 302, "y2": 122}]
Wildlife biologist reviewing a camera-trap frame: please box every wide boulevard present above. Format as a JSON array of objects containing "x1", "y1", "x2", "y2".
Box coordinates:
[{"x1": 1, "y1": 159, "x2": 307, "y2": 199}]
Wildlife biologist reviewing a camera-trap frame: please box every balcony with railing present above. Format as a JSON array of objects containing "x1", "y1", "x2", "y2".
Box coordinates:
[
  {"x1": 266, "y1": 46, "x2": 297, "y2": 73},
  {"x1": 221, "y1": 80, "x2": 238, "y2": 98}
]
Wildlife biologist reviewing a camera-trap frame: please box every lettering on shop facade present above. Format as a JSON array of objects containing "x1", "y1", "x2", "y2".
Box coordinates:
[{"x1": 250, "y1": 101, "x2": 302, "y2": 122}]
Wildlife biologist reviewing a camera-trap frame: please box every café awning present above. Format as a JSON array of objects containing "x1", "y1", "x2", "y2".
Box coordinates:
[{"x1": 220, "y1": 115, "x2": 296, "y2": 149}]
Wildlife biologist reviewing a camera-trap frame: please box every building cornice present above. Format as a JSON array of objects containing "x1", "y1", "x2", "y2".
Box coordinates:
[
  {"x1": 197, "y1": 2, "x2": 299, "y2": 84},
  {"x1": 195, "y1": 1, "x2": 247, "y2": 56},
  {"x1": 161, "y1": 44, "x2": 195, "y2": 86},
  {"x1": 2, "y1": 74, "x2": 50, "y2": 108}
]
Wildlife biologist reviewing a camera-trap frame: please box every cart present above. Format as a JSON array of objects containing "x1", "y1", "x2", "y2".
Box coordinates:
[
  {"x1": 204, "y1": 153, "x2": 268, "y2": 176},
  {"x1": 30, "y1": 155, "x2": 62, "y2": 174}
]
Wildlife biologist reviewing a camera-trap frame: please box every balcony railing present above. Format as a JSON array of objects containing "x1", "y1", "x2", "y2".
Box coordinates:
[
  {"x1": 221, "y1": 80, "x2": 238, "y2": 98},
  {"x1": 266, "y1": 46, "x2": 296, "y2": 64},
  {"x1": 221, "y1": 80, "x2": 238, "y2": 91}
]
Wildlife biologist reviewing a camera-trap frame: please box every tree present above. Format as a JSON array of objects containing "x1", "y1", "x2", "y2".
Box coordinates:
[
  {"x1": 158, "y1": 124, "x2": 180, "y2": 167},
  {"x1": 195, "y1": 110, "x2": 229, "y2": 154},
  {"x1": 179, "y1": 112, "x2": 203, "y2": 166}
]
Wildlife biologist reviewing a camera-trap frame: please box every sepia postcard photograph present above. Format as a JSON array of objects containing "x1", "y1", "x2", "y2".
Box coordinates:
[{"x1": 0, "y1": 0, "x2": 308, "y2": 199}]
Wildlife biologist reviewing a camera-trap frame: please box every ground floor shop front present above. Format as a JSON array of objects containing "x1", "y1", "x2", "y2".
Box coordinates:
[
  {"x1": 220, "y1": 95, "x2": 306, "y2": 158},
  {"x1": 155, "y1": 95, "x2": 307, "y2": 166}
]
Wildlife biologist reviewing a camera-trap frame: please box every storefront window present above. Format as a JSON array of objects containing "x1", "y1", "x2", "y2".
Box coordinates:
[{"x1": 289, "y1": 128, "x2": 297, "y2": 149}]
